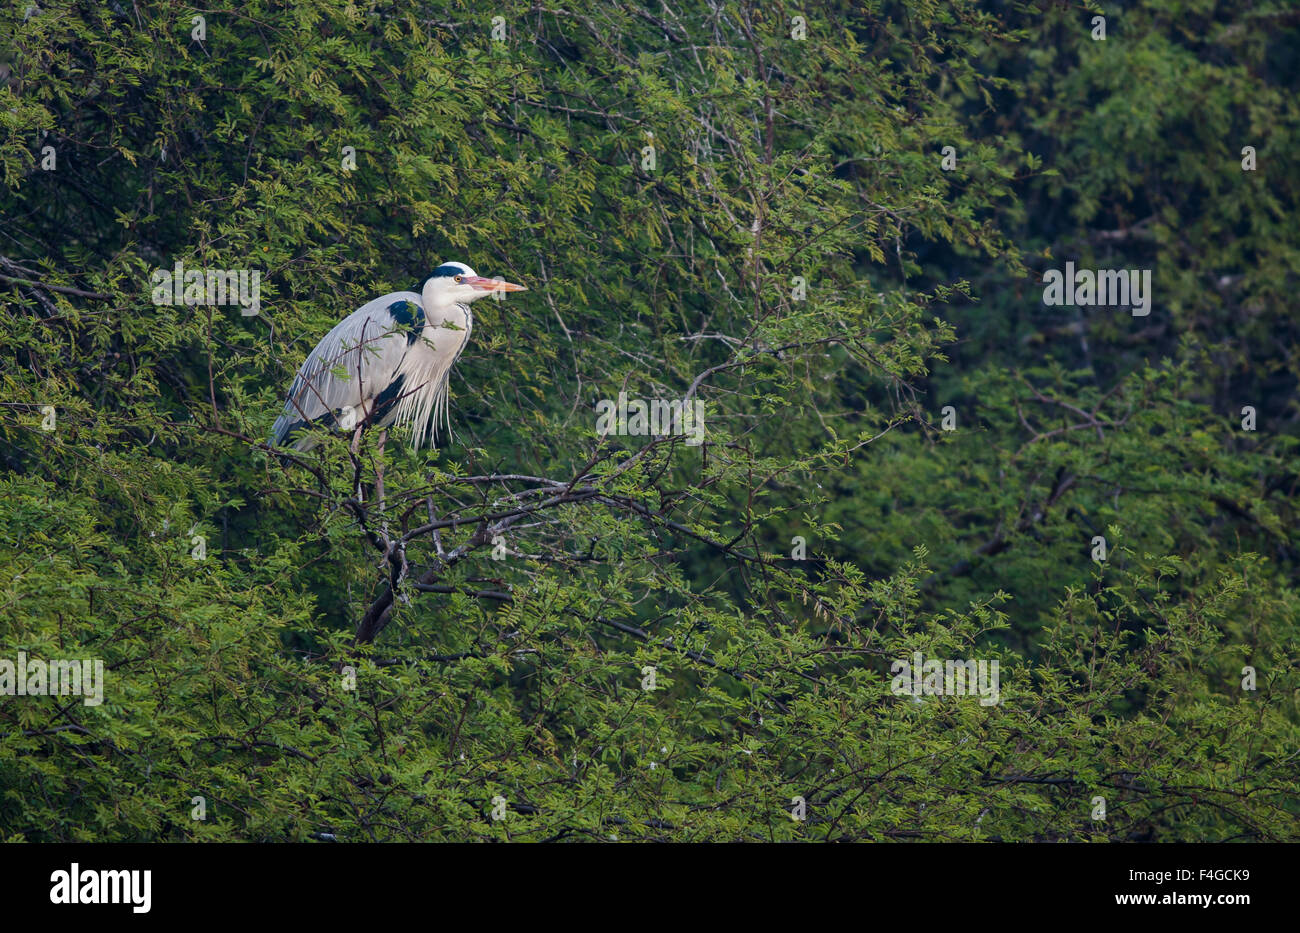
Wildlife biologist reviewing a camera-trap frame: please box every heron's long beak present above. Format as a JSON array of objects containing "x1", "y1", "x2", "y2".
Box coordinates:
[{"x1": 464, "y1": 275, "x2": 527, "y2": 292}]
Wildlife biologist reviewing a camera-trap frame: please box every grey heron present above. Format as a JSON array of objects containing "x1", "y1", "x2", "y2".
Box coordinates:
[{"x1": 269, "y1": 261, "x2": 525, "y2": 452}]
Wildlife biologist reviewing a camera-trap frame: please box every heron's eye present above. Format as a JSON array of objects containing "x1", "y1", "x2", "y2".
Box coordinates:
[{"x1": 454, "y1": 275, "x2": 463, "y2": 283}]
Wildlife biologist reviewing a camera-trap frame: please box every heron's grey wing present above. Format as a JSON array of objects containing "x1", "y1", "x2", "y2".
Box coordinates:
[{"x1": 270, "y1": 291, "x2": 423, "y2": 450}]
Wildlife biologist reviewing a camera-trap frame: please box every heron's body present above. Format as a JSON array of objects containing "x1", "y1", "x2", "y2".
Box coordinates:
[{"x1": 270, "y1": 262, "x2": 523, "y2": 452}]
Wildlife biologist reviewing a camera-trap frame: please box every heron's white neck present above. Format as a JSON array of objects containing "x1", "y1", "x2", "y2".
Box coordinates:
[{"x1": 394, "y1": 291, "x2": 473, "y2": 449}]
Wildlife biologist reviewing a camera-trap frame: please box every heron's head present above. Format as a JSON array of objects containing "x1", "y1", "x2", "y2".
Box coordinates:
[{"x1": 421, "y1": 261, "x2": 526, "y2": 309}]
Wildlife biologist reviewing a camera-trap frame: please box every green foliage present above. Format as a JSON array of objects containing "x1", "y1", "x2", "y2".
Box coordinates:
[{"x1": 0, "y1": 0, "x2": 1296, "y2": 841}]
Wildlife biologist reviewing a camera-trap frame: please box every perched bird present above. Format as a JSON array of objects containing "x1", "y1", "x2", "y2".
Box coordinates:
[{"x1": 270, "y1": 261, "x2": 525, "y2": 452}]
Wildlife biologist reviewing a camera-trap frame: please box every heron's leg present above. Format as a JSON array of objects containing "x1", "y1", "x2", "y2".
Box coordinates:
[
  {"x1": 372, "y1": 429, "x2": 408, "y2": 602},
  {"x1": 374, "y1": 429, "x2": 388, "y2": 535},
  {"x1": 350, "y1": 424, "x2": 365, "y2": 500}
]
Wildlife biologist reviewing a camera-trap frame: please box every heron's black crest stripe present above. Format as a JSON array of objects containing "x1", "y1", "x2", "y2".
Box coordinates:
[
  {"x1": 387, "y1": 299, "x2": 425, "y2": 344},
  {"x1": 420, "y1": 264, "x2": 466, "y2": 292}
]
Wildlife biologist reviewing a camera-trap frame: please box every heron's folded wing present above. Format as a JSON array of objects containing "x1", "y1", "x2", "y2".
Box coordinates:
[{"x1": 270, "y1": 291, "x2": 422, "y2": 448}]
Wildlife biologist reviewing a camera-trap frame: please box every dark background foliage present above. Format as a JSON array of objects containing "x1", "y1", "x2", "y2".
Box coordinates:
[{"x1": 1, "y1": 1, "x2": 1296, "y2": 841}]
